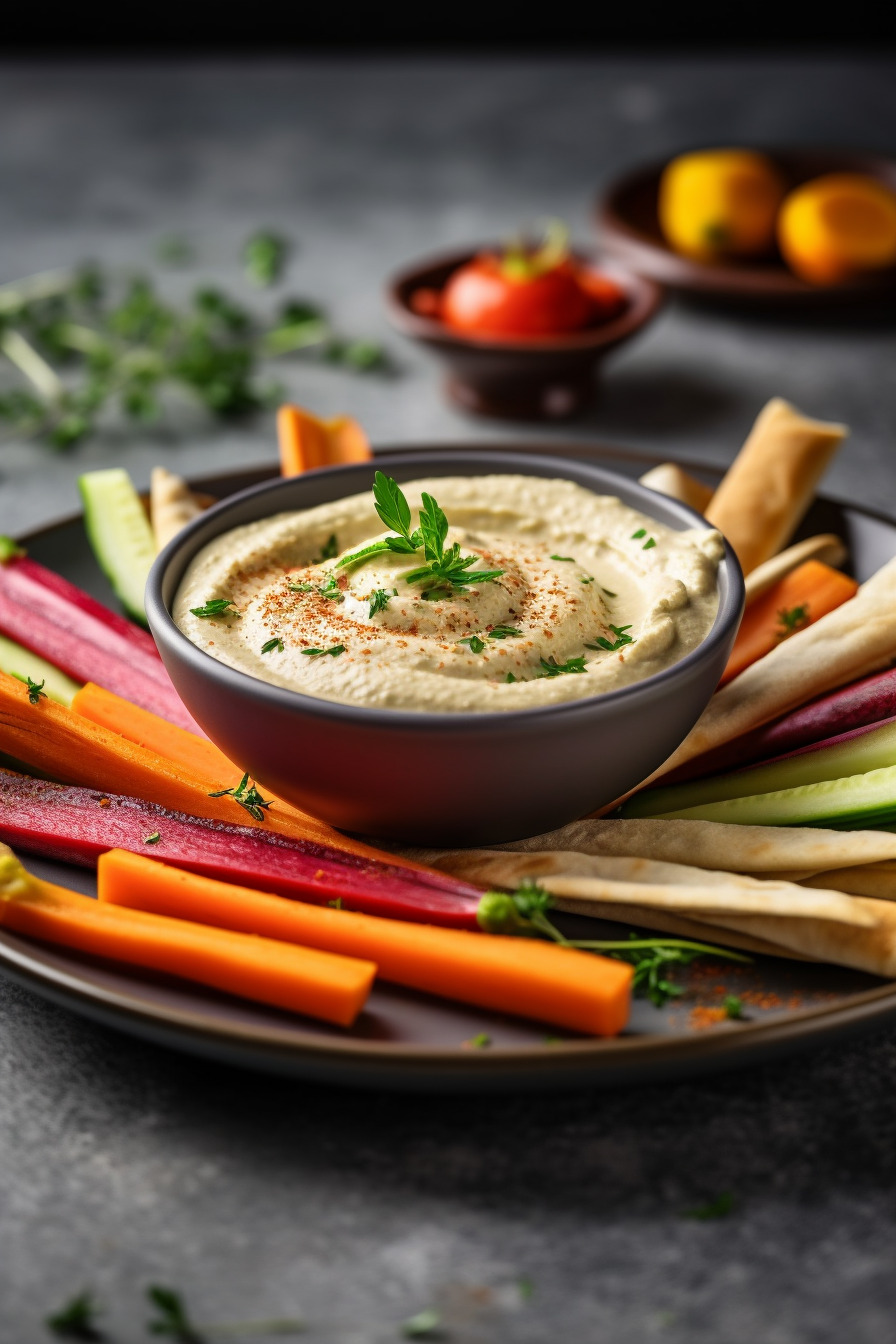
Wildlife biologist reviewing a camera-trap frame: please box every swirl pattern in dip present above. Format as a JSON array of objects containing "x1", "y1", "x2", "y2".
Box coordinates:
[{"x1": 174, "y1": 475, "x2": 723, "y2": 713}]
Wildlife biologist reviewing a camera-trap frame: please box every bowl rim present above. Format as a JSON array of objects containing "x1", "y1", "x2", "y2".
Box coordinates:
[
  {"x1": 146, "y1": 449, "x2": 744, "y2": 732},
  {"x1": 384, "y1": 245, "x2": 665, "y2": 352}
]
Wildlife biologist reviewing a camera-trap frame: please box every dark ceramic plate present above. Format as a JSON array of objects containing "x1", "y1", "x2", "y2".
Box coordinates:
[
  {"x1": 597, "y1": 150, "x2": 896, "y2": 305},
  {"x1": 2, "y1": 443, "x2": 895, "y2": 1092}
]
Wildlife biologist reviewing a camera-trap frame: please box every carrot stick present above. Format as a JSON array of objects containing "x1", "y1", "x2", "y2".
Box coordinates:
[
  {"x1": 0, "y1": 670, "x2": 394, "y2": 866},
  {"x1": 98, "y1": 849, "x2": 634, "y2": 1036},
  {"x1": 721, "y1": 560, "x2": 858, "y2": 686},
  {"x1": 69, "y1": 680, "x2": 430, "y2": 875},
  {"x1": 277, "y1": 404, "x2": 371, "y2": 476},
  {"x1": 0, "y1": 847, "x2": 374, "y2": 1026}
]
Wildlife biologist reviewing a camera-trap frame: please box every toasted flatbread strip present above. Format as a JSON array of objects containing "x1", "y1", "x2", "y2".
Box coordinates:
[
  {"x1": 796, "y1": 863, "x2": 896, "y2": 901},
  {"x1": 647, "y1": 554, "x2": 896, "y2": 781},
  {"x1": 704, "y1": 398, "x2": 847, "y2": 575},
  {"x1": 150, "y1": 467, "x2": 206, "y2": 551},
  {"x1": 425, "y1": 848, "x2": 874, "y2": 927},
  {"x1": 743, "y1": 534, "x2": 848, "y2": 605},
  {"x1": 692, "y1": 899, "x2": 896, "y2": 979},
  {"x1": 472, "y1": 817, "x2": 896, "y2": 874},
  {"x1": 638, "y1": 463, "x2": 715, "y2": 514}
]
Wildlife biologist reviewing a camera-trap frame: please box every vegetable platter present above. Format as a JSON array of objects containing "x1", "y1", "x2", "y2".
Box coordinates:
[{"x1": 3, "y1": 443, "x2": 896, "y2": 1092}]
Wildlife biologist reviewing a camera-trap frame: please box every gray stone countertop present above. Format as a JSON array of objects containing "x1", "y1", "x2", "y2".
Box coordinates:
[{"x1": 2, "y1": 55, "x2": 896, "y2": 1343}]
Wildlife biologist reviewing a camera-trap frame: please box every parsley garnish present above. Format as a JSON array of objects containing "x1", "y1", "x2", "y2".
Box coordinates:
[
  {"x1": 402, "y1": 1308, "x2": 443, "y2": 1337},
  {"x1": 505, "y1": 672, "x2": 517, "y2": 683},
  {"x1": 318, "y1": 574, "x2": 344, "y2": 602},
  {"x1": 684, "y1": 1192, "x2": 736, "y2": 1220},
  {"x1": 368, "y1": 587, "x2": 397, "y2": 618},
  {"x1": 777, "y1": 603, "x2": 810, "y2": 637},
  {"x1": 488, "y1": 625, "x2": 522, "y2": 639},
  {"x1": 602, "y1": 587, "x2": 617, "y2": 598},
  {"x1": 302, "y1": 644, "x2": 345, "y2": 658},
  {"x1": 631, "y1": 528, "x2": 647, "y2": 539},
  {"x1": 12, "y1": 673, "x2": 46, "y2": 703},
  {"x1": 723, "y1": 994, "x2": 745, "y2": 1020},
  {"x1": 146, "y1": 1284, "x2": 202, "y2": 1342},
  {"x1": 261, "y1": 637, "x2": 284, "y2": 654},
  {"x1": 190, "y1": 598, "x2": 239, "y2": 619},
  {"x1": 143, "y1": 831, "x2": 161, "y2": 845},
  {"x1": 476, "y1": 882, "x2": 749, "y2": 1008},
  {"x1": 458, "y1": 635, "x2": 487, "y2": 654},
  {"x1": 337, "y1": 473, "x2": 504, "y2": 599},
  {"x1": 643, "y1": 537, "x2": 656, "y2": 551},
  {"x1": 580, "y1": 575, "x2": 595, "y2": 585},
  {"x1": 550, "y1": 554, "x2": 575, "y2": 562},
  {"x1": 46, "y1": 1289, "x2": 103, "y2": 1340},
  {"x1": 313, "y1": 534, "x2": 339, "y2": 563},
  {"x1": 585, "y1": 624, "x2": 635, "y2": 653},
  {"x1": 537, "y1": 655, "x2": 587, "y2": 677},
  {"x1": 208, "y1": 772, "x2": 273, "y2": 822},
  {"x1": 289, "y1": 581, "x2": 315, "y2": 593}
]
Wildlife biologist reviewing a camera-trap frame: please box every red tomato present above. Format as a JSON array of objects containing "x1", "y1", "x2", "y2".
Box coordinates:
[{"x1": 441, "y1": 256, "x2": 596, "y2": 337}]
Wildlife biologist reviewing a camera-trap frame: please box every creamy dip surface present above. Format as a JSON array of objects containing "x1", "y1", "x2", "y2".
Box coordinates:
[{"x1": 174, "y1": 475, "x2": 723, "y2": 713}]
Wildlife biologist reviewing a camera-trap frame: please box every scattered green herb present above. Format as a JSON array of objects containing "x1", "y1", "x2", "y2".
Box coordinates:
[
  {"x1": 465, "y1": 1033, "x2": 491, "y2": 1049},
  {"x1": 601, "y1": 587, "x2": 617, "y2": 598},
  {"x1": 504, "y1": 672, "x2": 517, "y2": 683},
  {"x1": 208, "y1": 772, "x2": 273, "y2": 822},
  {"x1": 642, "y1": 537, "x2": 657, "y2": 551},
  {"x1": 550, "y1": 554, "x2": 575, "y2": 562},
  {"x1": 476, "y1": 883, "x2": 750, "y2": 1008},
  {"x1": 585, "y1": 624, "x2": 635, "y2": 653},
  {"x1": 317, "y1": 575, "x2": 344, "y2": 603},
  {"x1": 401, "y1": 1308, "x2": 442, "y2": 1338},
  {"x1": 328, "y1": 898, "x2": 343, "y2": 910},
  {"x1": 242, "y1": 231, "x2": 289, "y2": 287},
  {"x1": 313, "y1": 535, "x2": 339, "y2": 564},
  {"x1": 580, "y1": 575, "x2": 595, "y2": 585},
  {"x1": 537, "y1": 655, "x2": 587, "y2": 677},
  {"x1": 368, "y1": 587, "x2": 397, "y2": 618},
  {"x1": 261, "y1": 637, "x2": 284, "y2": 655},
  {"x1": 777, "y1": 603, "x2": 810, "y2": 637},
  {"x1": 458, "y1": 635, "x2": 487, "y2": 654},
  {"x1": 301, "y1": 645, "x2": 345, "y2": 658},
  {"x1": 723, "y1": 994, "x2": 745, "y2": 1020},
  {"x1": 631, "y1": 529, "x2": 647, "y2": 540},
  {"x1": 147, "y1": 1284, "x2": 203, "y2": 1342},
  {"x1": 288, "y1": 582, "x2": 315, "y2": 593},
  {"x1": 488, "y1": 625, "x2": 522, "y2": 639},
  {"x1": 46, "y1": 1289, "x2": 103, "y2": 1340},
  {"x1": 12, "y1": 673, "x2": 46, "y2": 703},
  {"x1": 684, "y1": 1191, "x2": 736, "y2": 1220},
  {"x1": 0, "y1": 534, "x2": 26, "y2": 561},
  {"x1": 190, "y1": 598, "x2": 239, "y2": 619},
  {"x1": 143, "y1": 831, "x2": 161, "y2": 845}
]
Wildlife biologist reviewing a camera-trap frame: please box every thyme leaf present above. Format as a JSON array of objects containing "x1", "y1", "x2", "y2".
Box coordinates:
[
  {"x1": 190, "y1": 598, "x2": 239, "y2": 619},
  {"x1": 12, "y1": 672, "x2": 47, "y2": 703},
  {"x1": 458, "y1": 635, "x2": 487, "y2": 654},
  {"x1": 301, "y1": 645, "x2": 345, "y2": 658},
  {"x1": 261, "y1": 637, "x2": 284, "y2": 654},
  {"x1": 208, "y1": 772, "x2": 273, "y2": 822},
  {"x1": 585, "y1": 624, "x2": 635, "y2": 653},
  {"x1": 368, "y1": 587, "x2": 397, "y2": 618},
  {"x1": 537, "y1": 655, "x2": 587, "y2": 677},
  {"x1": 488, "y1": 625, "x2": 522, "y2": 639}
]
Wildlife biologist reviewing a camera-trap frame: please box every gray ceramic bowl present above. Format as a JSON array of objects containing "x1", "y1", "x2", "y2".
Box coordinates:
[{"x1": 146, "y1": 451, "x2": 743, "y2": 846}]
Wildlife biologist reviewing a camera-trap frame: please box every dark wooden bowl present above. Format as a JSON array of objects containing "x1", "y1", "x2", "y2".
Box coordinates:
[
  {"x1": 385, "y1": 247, "x2": 663, "y2": 420},
  {"x1": 596, "y1": 149, "x2": 896, "y2": 306}
]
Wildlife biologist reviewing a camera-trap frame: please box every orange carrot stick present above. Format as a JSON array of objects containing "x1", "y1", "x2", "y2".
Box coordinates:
[
  {"x1": 98, "y1": 849, "x2": 634, "y2": 1036},
  {"x1": 69, "y1": 680, "x2": 431, "y2": 875},
  {"x1": 721, "y1": 559, "x2": 859, "y2": 686},
  {"x1": 0, "y1": 847, "x2": 374, "y2": 1026},
  {"x1": 0, "y1": 670, "x2": 393, "y2": 866},
  {"x1": 277, "y1": 404, "x2": 371, "y2": 476}
]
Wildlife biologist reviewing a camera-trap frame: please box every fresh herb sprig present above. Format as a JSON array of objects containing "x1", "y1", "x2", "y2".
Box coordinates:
[
  {"x1": 537, "y1": 655, "x2": 587, "y2": 677},
  {"x1": 261, "y1": 637, "x2": 284, "y2": 654},
  {"x1": 190, "y1": 598, "x2": 239, "y2": 619},
  {"x1": 585, "y1": 624, "x2": 635, "y2": 653},
  {"x1": 337, "y1": 473, "x2": 504, "y2": 600},
  {"x1": 368, "y1": 587, "x2": 397, "y2": 618},
  {"x1": 301, "y1": 644, "x2": 345, "y2": 659},
  {"x1": 208, "y1": 772, "x2": 273, "y2": 822},
  {"x1": 0, "y1": 241, "x2": 386, "y2": 450},
  {"x1": 458, "y1": 635, "x2": 487, "y2": 654},
  {"x1": 13, "y1": 672, "x2": 47, "y2": 703},
  {"x1": 777, "y1": 603, "x2": 810, "y2": 637},
  {"x1": 477, "y1": 881, "x2": 750, "y2": 1008},
  {"x1": 488, "y1": 625, "x2": 522, "y2": 639}
]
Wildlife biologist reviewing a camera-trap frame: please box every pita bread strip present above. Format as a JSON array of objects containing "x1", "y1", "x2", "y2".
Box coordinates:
[
  {"x1": 743, "y1": 534, "x2": 848, "y2": 606},
  {"x1": 796, "y1": 865, "x2": 896, "y2": 901},
  {"x1": 638, "y1": 463, "x2": 715, "y2": 514},
  {"x1": 696, "y1": 898, "x2": 896, "y2": 979},
  {"x1": 704, "y1": 398, "x2": 847, "y2": 575},
  {"x1": 650, "y1": 553, "x2": 896, "y2": 781},
  {"x1": 548, "y1": 898, "x2": 808, "y2": 960},
  {"x1": 481, "y1": 818, "x2": 896, "y2": 874},
  {"x1": 425, "y1": 849, "x2": 874, "y2": 927},
  {"x1": 150, "y1": 466, "x2": 205, "y2": 552}
]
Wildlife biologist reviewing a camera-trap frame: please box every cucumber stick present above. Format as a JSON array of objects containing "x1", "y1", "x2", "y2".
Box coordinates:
[
  {"x1": 0, "y1": 633, "x2": 81, "y2": 705},
  {"x1": 645, "y1": 765, "x2": 896, "y2": 829},
  {"x1": 624, "y1": 719, "x2": 896, "y2": 818},
  {"x1": 79, "y1": 469, "x2": 156, "y2": 626}
]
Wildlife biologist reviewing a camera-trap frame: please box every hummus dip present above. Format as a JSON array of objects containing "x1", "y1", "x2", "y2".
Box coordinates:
[{"x1": 174, "y1": 475, "x2": 723, "y2": 713}]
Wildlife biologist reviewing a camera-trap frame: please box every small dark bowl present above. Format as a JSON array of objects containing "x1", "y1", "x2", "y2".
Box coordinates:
[
  {"x1": 146, "y1": 451, "x2": 743, "y2": 846},
  {"x1": 385, "y1": 249, "x2": 663, "y2": 420},
  {"x1": 597, "y1": 148, "x2": 896, "y2": 306}
]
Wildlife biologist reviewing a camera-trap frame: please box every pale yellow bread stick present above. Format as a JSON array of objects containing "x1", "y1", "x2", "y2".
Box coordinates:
[
  {"x1": 638, "y1": 463, "x2": 715, "y2": 514},
  {"x1": 150, "y1": 466, "x2": 205, "y2": 552},
  {"x1": 704, "y1": 398, "x2": 847, "y2": 574},
  {"x1": 743, "y1": 533, "x2": 848, "y2": 605}
]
